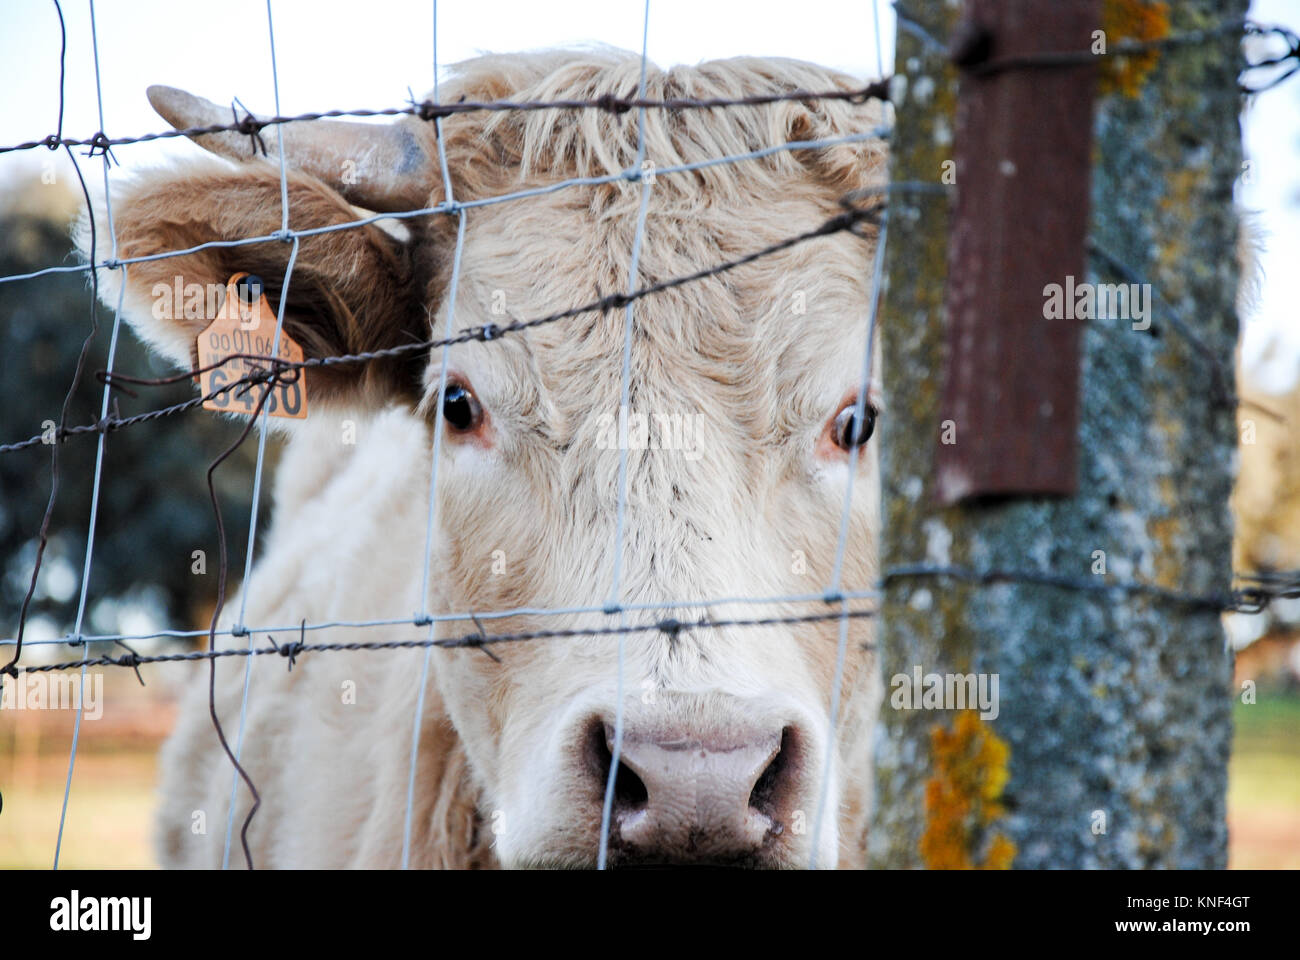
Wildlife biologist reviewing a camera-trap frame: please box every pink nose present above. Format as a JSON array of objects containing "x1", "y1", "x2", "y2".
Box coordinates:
[{"x1": 585, "y1": 718, "x2": 800, "y2": 865}]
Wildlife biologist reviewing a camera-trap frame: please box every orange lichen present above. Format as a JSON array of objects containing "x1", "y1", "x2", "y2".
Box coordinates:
[
  {"x1": 1099, "y1": 0, "x2": 1171, "y2": 98},
  {"x1": 920, "y1": 710, "x2": 1017, "y2": 869}
]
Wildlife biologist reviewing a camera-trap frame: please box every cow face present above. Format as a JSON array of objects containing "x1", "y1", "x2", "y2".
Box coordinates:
[
  {"x1": 420, "y1": 183, "x2": 884, "y2": 869},
  {"x1": 94, "y1": 51, "x2": 886, "y2": 868}
]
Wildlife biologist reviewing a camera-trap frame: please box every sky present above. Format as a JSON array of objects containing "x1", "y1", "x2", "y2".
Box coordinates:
[
  {"x1": 0, "y1": 0, "x2": 1295, "y2": 391},
  {"x1": 1239, "y1": 0, "x2": 1300, "y2": 392}
]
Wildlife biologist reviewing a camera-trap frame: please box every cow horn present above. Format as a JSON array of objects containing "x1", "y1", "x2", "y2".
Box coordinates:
[{"x1": 146, "y1": 85, "x2": 435, "y2": 213}]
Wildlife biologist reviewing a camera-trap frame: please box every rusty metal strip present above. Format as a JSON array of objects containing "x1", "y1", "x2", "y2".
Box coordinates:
[{"x1": 937, "y1": 0, "x2": 1100, "y2": 503}]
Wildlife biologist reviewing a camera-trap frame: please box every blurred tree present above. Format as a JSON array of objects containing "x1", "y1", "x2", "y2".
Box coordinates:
[{"x1": 0, "y1": 173, "x2": 272, "y2": 646}]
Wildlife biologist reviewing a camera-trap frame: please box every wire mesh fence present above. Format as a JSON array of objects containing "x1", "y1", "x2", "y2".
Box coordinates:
[{"x1": 2, "y1": 0, "x2": 1299, "y2": 871}]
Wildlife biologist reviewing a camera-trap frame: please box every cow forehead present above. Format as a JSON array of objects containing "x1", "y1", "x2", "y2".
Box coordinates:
[{"x1": 408, "y1": 51, "x2": 885, "y2": 450}]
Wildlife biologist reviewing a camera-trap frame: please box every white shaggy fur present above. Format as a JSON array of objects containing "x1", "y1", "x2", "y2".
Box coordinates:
[{"x1": 81, "y1": 49, "x2": 888, "y2": 868}]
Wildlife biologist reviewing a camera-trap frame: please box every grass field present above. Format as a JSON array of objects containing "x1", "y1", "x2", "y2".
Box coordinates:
[
  {"x1": 1, "y1": 752, "x2": 157, "y2": 870},
  {"x1": 3, "y1": 691, "x2": 1298, "y2": 869},
  {"x1": 1226, "y1": 692, "x2": 1300, "y2": 869}
]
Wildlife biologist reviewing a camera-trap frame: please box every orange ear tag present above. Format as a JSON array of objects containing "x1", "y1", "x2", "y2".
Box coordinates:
[{"x1": 196, "y1": 273, "x2": 309, "y2": 420}]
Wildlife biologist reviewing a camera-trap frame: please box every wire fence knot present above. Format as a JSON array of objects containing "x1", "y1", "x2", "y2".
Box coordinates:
[
  {"x1": 415, "y1": 100, "x2": 452, "y2": 122},
  {"x1": 656, "y1": 618, "x2": 684, "y2": 641},
  {"x1": 847, "y1": 80, "x2": 891, "y2": 104},
  {"x1": 1231, "y1": 588, "x2": 1268, "y2": 614},
  {"x1": 83, "y1": 131, "x2": 116, "y2": 164},
  {"x1": 594, "y1": 93, "x2": 632, "y2": 114},
  {"x1": 601, "y1": 292, "x2": 632, "y2": 313},
  {"x1": 113, "y1": 640, "x2": 147, "y2": 686},
  {"x1": 267, "y1": 632, "x2": 304, "y2": 671},
  {"x1": 468, "y1": 615, "x2": 502, "y2": 663},
  {"x1": 231, "y1": 104, "x2": 269, "y2": 157},
  {"x1": 245, "y1": 363, "x2": 277, "y2": 386}
]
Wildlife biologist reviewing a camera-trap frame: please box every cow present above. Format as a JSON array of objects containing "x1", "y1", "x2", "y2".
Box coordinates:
[{"x1": 79, "y1": 48, "x2": 889, "y2": 868}]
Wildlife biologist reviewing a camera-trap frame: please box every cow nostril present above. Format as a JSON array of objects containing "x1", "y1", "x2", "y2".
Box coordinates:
[
  {"x1": 615, "y1": 761, "x2": 649, "y2": 808},
  {"x1": 584, "y1": 719, "x2": 649, "y2": 809},
  {"x1": 748, "y1": 726, "x2": 793, "y2": 821}
]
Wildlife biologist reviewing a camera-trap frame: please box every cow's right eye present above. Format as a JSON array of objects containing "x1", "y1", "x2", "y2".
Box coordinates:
[
  {"x1": 832, "y1": 399, "x2": 877, "y2": 451},
  {"x1": 442, "y1": 382, "x2": 482, "y2": 432}
]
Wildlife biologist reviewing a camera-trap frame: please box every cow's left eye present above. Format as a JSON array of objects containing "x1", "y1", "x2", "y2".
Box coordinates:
[
  {"x1": 832, "y1": 399, "x2": 877, "y2": 451},
  {"x1": 442, "y1": 382, "x2": 483, "y2": 433}
]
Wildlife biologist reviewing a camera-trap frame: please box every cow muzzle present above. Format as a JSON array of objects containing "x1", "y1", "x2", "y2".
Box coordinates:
[{"x1": 579, "y1": 708, "x2": 810, "y2": 867}]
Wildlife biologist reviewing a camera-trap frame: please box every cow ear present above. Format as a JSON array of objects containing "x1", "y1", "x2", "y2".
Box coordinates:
[{"x1": 79, "y1": 158, "x2": 433, "y2": 412}]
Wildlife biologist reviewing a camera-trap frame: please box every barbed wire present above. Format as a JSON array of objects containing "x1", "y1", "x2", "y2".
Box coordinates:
[
  {"x1": 0, "y1": 127, "x2": 893, "y2": 290},
  {"x1": 9, "y1": 561, "x2": 1298, "y2": 662},
  {"x1": 883, "y1": 565, "x2": 1300, "y2": 615},
  {"x1": 0, "y1": 80, "x2": 892, "y2": 159},
  {"x1": 4, "y1": 608, "x2": 879, "y2": 678},
  {"x1": 1242, "y1": 21, "x2": 1300, "y2": 93},
  {"x1": 8, "y1": 560, "x2": 1298, "y2": 681}
]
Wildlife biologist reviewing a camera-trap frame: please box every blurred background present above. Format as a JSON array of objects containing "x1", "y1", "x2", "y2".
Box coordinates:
[{"x1": 1, "y1": 0, "x2": 1297, "y2": 868}]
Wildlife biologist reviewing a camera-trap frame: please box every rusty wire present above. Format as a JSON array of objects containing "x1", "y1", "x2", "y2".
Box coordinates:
[
  {"x1": 0, "y1": 81, "x2": 892, "y2": 158},
  {"x1": 883, "y1": 565, "x2": 1300, "y2": 615},
  {"x1": 9, "y1": 609, "x2": 880, "y2": 676}
]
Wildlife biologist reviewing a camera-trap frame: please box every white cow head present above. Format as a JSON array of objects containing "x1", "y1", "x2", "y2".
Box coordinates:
[{"x1": 90, "y1": 50, "x2": 886, "y2": 868}]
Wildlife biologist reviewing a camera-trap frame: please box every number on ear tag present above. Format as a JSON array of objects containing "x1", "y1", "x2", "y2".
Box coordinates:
[{"x1": 196, "y1": 273, "x2": 309, "y2": 420}]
